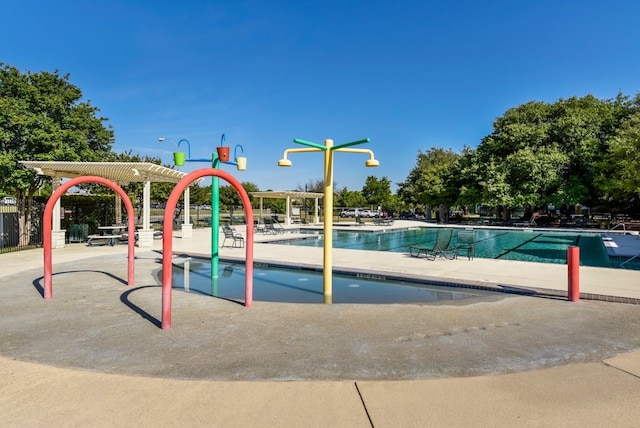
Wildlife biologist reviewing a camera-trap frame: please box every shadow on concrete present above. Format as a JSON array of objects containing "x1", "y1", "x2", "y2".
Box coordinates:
[
  {"x1": 119, "y1": 285, "x2": 162, "y2": 328},
  {"x1": 31, "y1": 269, "x2": 128, "y2": 298}
]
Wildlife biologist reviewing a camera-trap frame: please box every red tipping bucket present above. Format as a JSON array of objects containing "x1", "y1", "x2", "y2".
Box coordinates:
[{"x1": 217, "y1": 146, "x2": 230, "y2": 162}]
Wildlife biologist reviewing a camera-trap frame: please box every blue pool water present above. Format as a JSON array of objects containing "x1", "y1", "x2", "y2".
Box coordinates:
[
  {"x1": 171, "y1": 259, "x2": 500, "y2": 304},
  {"x1": 271, "y1": 227, "x2": 612, "y2": 268}
]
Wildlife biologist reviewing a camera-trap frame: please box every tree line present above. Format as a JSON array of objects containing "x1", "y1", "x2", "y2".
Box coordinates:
[
  {"x1": 397, "y1": 93, "x2": 640, "y2": 220},
  {"x1": 2, "y1": 63, "x2": 639, "y2": 240}
]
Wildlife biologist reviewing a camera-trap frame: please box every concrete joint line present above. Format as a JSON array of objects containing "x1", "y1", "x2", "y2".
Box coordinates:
[
  {"x1": 354, "y1": 381, "x2": 375, "y2": 427},
  {"x1": 603, "y1": 361, "x2": 640, "y2": 379}
]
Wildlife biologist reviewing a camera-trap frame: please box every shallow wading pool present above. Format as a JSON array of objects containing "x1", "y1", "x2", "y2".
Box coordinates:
[{"x1": 171, "y1": 258, "x2": 504, "y2": 304}]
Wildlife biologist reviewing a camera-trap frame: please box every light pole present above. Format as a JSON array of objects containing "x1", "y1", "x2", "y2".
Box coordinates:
[
  {"x1": 278, "y1": 138, "x2": 379, "y2": 303},
  {"x1": 160, "y1": 134, "x2": 247, "y2": 279}
]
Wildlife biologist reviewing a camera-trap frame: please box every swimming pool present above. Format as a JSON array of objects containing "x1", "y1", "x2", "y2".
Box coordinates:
[
  {"x1": 271, "y1": 227, "x2": 612, "y2": 268},
  {"x1": 171, "y1": 258, "x2": 502, "y2": 304}
]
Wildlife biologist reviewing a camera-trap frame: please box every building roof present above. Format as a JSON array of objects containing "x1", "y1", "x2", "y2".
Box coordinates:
[{"x1": 19, "y1": 161, "x2": 196, "y2": 184}]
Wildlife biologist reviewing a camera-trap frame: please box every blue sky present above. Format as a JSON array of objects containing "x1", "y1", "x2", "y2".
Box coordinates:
[{"x1": 2, "y1": 1, "x2": 639, "y2": 191}]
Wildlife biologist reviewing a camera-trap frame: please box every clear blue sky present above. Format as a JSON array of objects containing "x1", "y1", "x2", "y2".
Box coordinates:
[{"x1": 2, "y1": 0, "x2": 639, "y2": 191}]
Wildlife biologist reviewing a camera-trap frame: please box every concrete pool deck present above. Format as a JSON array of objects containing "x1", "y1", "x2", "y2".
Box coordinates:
[{"x1": 1, "y1": 221, "x2": 639, "y2": 427}]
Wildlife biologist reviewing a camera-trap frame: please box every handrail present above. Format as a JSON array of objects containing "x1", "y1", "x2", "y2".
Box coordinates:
[
  {"x1": 607, "y1": 222, "x2": 626, "y2": 233},
  {"x1": 272, "y1": 217, "x2": 285, "y2": 230},
  {"x1": 619, "y1": 253, "x2": 640, "y2": 267}
]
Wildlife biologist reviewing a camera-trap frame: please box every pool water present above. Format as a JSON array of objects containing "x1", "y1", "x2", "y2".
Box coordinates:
[
  {"x1": 272, "y1": 227, "x2": 612, "y2": 268},
  {"x1": 172, "y1": 259, "x2": 498, "y2": 304}
]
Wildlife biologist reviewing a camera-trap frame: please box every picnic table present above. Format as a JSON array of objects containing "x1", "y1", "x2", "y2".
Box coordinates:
[
  {"x1": 87, "y1": 234, "x2": 122, "y2": 246},
  {"x1": 88, "y1": 225, "x2": 129, "y2": 246},
  {"x1": 98, "y1": 225, "x2": 127, "y2": 234}
]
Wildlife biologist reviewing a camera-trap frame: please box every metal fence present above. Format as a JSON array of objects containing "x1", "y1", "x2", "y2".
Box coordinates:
[{"x1": 0, "y1": 199, "x2": 44, "y2": 253}]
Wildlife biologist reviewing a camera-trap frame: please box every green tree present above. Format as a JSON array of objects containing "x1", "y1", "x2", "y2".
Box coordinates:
[
  {"x1": 335, "y1": 187, "x2": 367, "y2": 208},
  {"x1": 470, "y1": 94, "x2": 635, "y2": 219},
  {"x1": 451, "y1": 146, "x2": 482, "y2": 210},
  {"x1": 188, "y1": 184, "x2": 211, "y2": 207},
  {"x1": 0, "y1": 64, "x2": 114, "y2": 243},
  {"x1": 548, "y1": 95, "x2": 619, "y2": 206},
  {"x1": 361, "y1": 176, "x2": 393, "y2": 210},
  {"x1": 219, "y1": 181, "x2": 260, "y2": 220},
  {"x1": 397, "y1": 148, "x2": 459, "y2": 220},
  {"x1": 601, "y1": 107, "x2": 640, "y2": 209}
]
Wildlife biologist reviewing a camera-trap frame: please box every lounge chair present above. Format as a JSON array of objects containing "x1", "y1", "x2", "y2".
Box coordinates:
[
  {"x1": 373, "y1": 218, "x2": 394, "y2": 226},
  {"x1": 221, "y1": 224, "x2": 244, "y2": 248},
  {"x1": 513, "y1": 216, "x2": 536, "y2": 227},
  {"x1": 409, "y1": 229, "x2": 455, "y2": 260},
  {"x1": 453, "y1": 229, "x2": 475, "y2": 260}
]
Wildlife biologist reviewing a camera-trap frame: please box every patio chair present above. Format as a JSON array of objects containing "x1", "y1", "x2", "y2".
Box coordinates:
[
  {"x1": 221, "y1": 224, "x2": 244, "y2": 248},
  {"x1": 453, "y1": 229, "x2": 475, "y2": 260},
  {"x1": 253, "y1": 219, "x2": 265, "y2": 234},
  {"x1": 262, "y1": 219, "x2": 275, "y2": 234},
  {"x1": 408, "y1": 229, "x2": 455, "y2": 260}
]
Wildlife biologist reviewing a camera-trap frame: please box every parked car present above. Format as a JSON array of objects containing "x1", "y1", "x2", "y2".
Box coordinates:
[
  {"x1": 340, "y1": 208, "x2": 379, "y2": 218},
  {"x1": 340, "y1": 209, "x2": 358, "y2": 218},
  {"x1": 359, "y1": 209, "x2": 379, "y2": 218}
]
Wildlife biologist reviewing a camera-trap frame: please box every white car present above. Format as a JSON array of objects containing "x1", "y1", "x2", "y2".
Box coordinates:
[
  {"x1": 340, "y1": 209, "x2": 358, "y2": 218},
  {"x1": 340, "y1": 209, "x2": 379, "y2": 218},
  {"x1": 359, "y1": 209, "x2": 380, "y2": 218}
]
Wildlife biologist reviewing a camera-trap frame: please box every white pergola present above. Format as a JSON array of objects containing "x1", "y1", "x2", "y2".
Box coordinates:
[
  {"x1": 20, "y1": 161, "x2": 200, "y2": 248},
  {"x1": 250, "y1": 191, "x2": 324, "y2": 225}
]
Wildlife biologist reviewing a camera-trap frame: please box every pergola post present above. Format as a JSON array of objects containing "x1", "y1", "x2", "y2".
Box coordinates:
[
  {"x1": 181, "y1": 186, "x2": 192, "y2": 238},
  {"x1": 259, "y1": 197, "x2": 264, "y2": 221},
  {"x1": 285, "y1": 194, "x2": 291, "y2": 225},
  {"x1": 51, "y1": 176, "x2": 65, "y2": 249},
  {"x1": 137, "y1": 180, "x2": 155, "y2": 248}
]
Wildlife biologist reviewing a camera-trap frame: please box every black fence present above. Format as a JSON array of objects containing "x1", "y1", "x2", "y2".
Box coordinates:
[{"x1": 0, "y1": 199, "x2": 44, "y2": 253}]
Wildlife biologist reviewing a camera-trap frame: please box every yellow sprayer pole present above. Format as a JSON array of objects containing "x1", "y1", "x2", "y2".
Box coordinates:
[
  {"x1": 323, "y1": 139, "x2": 334, "y2": 304},
  {"x1": 279, "y1": 137, "x2": 377, "y2": 304}
]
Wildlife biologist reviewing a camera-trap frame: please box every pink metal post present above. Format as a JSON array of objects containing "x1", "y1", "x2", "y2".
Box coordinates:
[
  {"x1": 568, "y1": 245, "x2": 580, "y2": 302},
  {"x1": 43, "y1": 176, "x2": 136, "y2": 299},
  {"x1": 161, "y1": 168, "x2": 254, "y2": 330}
]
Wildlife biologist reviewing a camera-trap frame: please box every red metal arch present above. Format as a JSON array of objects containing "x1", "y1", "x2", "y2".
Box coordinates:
[
  {"x1": 162, "y1": 168, "x2": 254, "y2": 330},
  {"x1": 43, "y1": 176, "x2": 136, "y2": 299}
]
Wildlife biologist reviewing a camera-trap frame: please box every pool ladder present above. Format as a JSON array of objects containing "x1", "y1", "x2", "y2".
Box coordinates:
[
  {"x1": 607, "y1": 222, "x2": 640, "y2": 239},
  {"x1": 607, "y1": 222, "x2": 626, "y2": 233}
]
